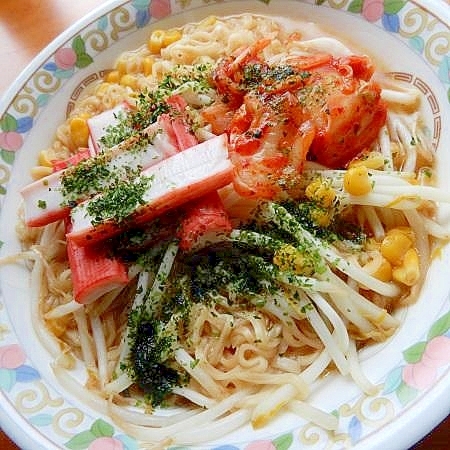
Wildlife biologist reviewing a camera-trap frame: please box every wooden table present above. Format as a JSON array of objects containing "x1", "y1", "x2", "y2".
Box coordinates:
[{"x1": 0, "y1": 0, "x2": 449, "y2": 448}]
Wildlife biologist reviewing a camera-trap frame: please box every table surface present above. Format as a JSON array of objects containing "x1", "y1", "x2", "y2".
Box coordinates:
[{"x1": 0, "y1": 0, "x2": 449, "y2": 448}]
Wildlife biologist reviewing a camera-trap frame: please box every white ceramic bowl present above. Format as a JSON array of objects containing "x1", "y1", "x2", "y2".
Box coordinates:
[{"x1": 0, "y1": 1, "x2": 449, "y2": 449}]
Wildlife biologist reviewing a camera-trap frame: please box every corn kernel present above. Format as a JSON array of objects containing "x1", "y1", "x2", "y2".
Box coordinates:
[
  {"x1": 116, "y1": 59, "x2": 127, "y2": 76},
  {"x1": 148, "y1": 28, "x2": 182, "y2": 54},
  {"x1": 392, "y1": 248, "x2": 420, "y2": 286},
  {"x1": 38, "y1": 149, "x2": 54, "y2": 167},
  {"x1": 142, "y1": 56, "x2": 154, "y2": 76},
  {"x1": 305, "y1": 179, "x2": 320, "y2": 199},
  {"x1": 163, "y1": 29, "x2": 182, "y2": 47},
  {"x1": 380, "y1": 228, "x2": 413, "y2": 265},
  {"x1": 372, "y1": 257, "x2": 392, "y2": 282},
  {"x1": 148, "y1": 30, "x2": 165, "y2": 54},
  {"x1": 310, "y1": 208, "x2": 332, "y2": 228},
  {"x1": 30, "y1": 165, "x2": 53, "y2": 180},
  {"x1": 105, "y1": 70, "x2": 120, "y2": 83},
  {"x1": 69, "y1": 117, "x2": 90, "y2": 149},
  {"x1": 305, "y1": 178, "x2": 336, "y2": 207},
  {"x1": 126, "y1": 59, "x2": 140, "y2": 74},
  {"x1": 343, "y1": 166, "x2": 373, "y2": 196},
  {"x1": 273, "y1": 244, "x2": 315, "y2": 276},
  {"x1": 119, "y1": 74, "x2": 137, "y2": 90}
]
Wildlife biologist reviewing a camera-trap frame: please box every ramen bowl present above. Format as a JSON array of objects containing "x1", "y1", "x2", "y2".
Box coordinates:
[{"x1": 0, "y1": 1, "x2": 449, "y2": 449}]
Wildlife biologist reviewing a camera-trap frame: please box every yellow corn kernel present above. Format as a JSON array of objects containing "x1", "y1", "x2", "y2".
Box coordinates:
[
  {"x1": 148, "y1": 30, "x2": 165, "y2": 54},
  {"x1": 119, "y1": 74, "x2": 137, "y2": 90},
  {"x1": 37, "y1": 149, "x2": 55, "y2": 167},
  {"x1": 392, "y1": 248, "x2": 420, "y2": 286},
  {"x1": 273, "y1": 244, "x2": 314, "y2": 276},
  {"x1": 305, "y1": 179, "x2": 320, "y2": 199},
  {"x1": 310, "y1": 208, "x2": 332, "y2": 228},
  {"x1": 105, "y1": 70, "x2": 120, "y2": 83},
  {"x1": 380, "y1": 228, "x2": 413, "y2": 265},
  {"x1": 116, "y1": 59, "x2": 128, "y2": 76},
  {"x1": 343, "y1": 165, "x2": 372, "y2": 196},
  {"x1": 372, "y1": 257, "x2": 392, "y2": 282},
  {"x1": 127, "y1": 59, "x2": 140, "y2": 74},
  {"x1": 30, "y1": 165, "x2": 53, "y2": 180},
  {"x1": 69, "y1": 117, "x2": 90, "y2": 149},
  {"x1": 142, "y1": 56, "x2": 154, "y2": 76},
  {"x1": 349, "y1": 151, "x2": 385, "y2": 170},
  {"x1": 305, "y1": 178, "x2": 336, "y2": 208},
  {"x1": 163, "y1": 29, "x2": 182, "y2": 47},
  {"x1": 148, "y1": 28, "x2": 182, "y2": 54}
]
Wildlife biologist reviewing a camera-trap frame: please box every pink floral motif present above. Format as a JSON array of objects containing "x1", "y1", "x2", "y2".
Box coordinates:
[
  {"x1": 0, "y1": 131, "x2": 23, "y2": 151},
  {"x1": 402, "y1": 361, "x2": 437, "y2": 390},
  {"x1": 421, "y1": 336, "x2": 450, "y2": 368},
  {"x1": 149, "y1": 0, "x2": 171, "y2": 19},
  {"x1": 0, "y1": 344, "x2": 26, "y2": 369},
  {"x1": 402, "y1": 336, "x2": 450, "y2": 390},
  {"x1": 88, "y1": 436, "x2": 124, "y2": 450},
  {"x1": 245, "y1": 441, "x2": 276, "y2": 450},
  {"x1": 54, "y1": 47, "x2": 78, "y2": 70},
  {"x1": 362, "y1": 0, "x2": 384, "y2": 22}
]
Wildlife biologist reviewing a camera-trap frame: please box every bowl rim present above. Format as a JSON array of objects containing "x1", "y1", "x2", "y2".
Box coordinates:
[{"x1": 0, "y1": 1, "x2": 449, "y2": 449}]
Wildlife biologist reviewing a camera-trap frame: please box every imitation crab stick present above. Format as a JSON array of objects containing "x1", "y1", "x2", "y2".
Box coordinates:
[
  {"x1": 178, "y1": 192, "x2": 233, "y2": 251},
  {"x1": 166, "y1": 95, "x2": 199, "y2": 150},
  {"x1": 20, "y1": 148, "x2": 93, "y2": 227},
  {"x1": 51, "y1": 148, "x2": 92, "y2": 172},
  {"x1": 87, "y1": 102, "x2": 130, "y2": 154},
  {"x1": 163, "y1": 95, "x2": 232, "y2": 252},
  {"x1": 65, "y1": 221, "x2": 129, "y2": 305},
  {"x1": 156, "y1": 95, "x2": 198, "y2": 151},
  {"x1": 21, "y1": 118, "x2": 178, "y2": 228},
  {"x1": 21, "y1": 171, "x2": 81, "y2": 228},
  {"x1": 65, "y1": 108, "x2": 133, "y2": 304},
  {"x1": 67, "y1": 133, "x2": 233, "y2": 246}
]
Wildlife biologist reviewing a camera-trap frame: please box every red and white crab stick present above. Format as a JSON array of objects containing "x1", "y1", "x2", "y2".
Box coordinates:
[
  {"x1": 67, "y1": 133, "x2": 233, "y2": 246},
  {"x1": 20, "y1": 113, "x2": 178, "y2": 228},
  {"x1": 65, "y1": 219, "x2": 130, "y2": 304}
]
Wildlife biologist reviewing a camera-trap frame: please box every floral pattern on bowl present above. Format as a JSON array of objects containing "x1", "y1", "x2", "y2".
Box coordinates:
[
  {"x1": 385, "y1": 312, "x2": 450, "y2": 402},
  {"x1": 0, "y1": 1, "x2": 449, "y2": 449}
]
